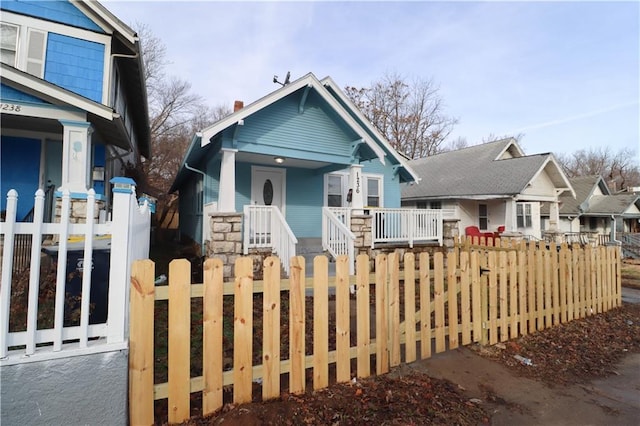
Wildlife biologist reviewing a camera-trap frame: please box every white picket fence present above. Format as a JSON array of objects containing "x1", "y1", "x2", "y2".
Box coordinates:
[
  {"x1": 0, "y1": 179, "x2": 151, "y2": 365},
  {"x1": 371, "y1": 208, "x2": 443, "y2": 247}
]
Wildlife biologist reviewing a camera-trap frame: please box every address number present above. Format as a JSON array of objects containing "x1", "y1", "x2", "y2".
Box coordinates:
[{"x1": 1, "y1": 103, "x2": 22, "y2": 112}]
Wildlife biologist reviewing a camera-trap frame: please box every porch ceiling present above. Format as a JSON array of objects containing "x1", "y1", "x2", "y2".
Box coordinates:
[{"x1": 236, "y1": 151, "x2": 332, "y2": 169}]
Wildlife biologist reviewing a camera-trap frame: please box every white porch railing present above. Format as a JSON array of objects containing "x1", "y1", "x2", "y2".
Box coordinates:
[
  {"x1": 371, "y1": 208, "x2": 443, "y2": 248},
  {"x1": 322, "y1": 207, "x2": 355, "y2": 274},
  {"x1": 0, "y1": 180, "x2": 150, "y2": 365},
  {"x1": 243, "y1": 205, "x2": 297, "y2": 275}
]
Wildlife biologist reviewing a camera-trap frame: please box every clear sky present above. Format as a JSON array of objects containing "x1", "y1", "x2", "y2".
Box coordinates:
[{"x1": 104, "y1": 0, "x2": 640, "y2": 159}]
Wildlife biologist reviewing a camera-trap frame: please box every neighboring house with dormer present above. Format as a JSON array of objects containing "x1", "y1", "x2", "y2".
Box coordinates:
[
  {"x1": 401, "y1": 138, "x2": 575, "y2": 241},
  {"x1": 541, "y1": 175, "x2": 640, "y2": 243},
  {"x1": 0, "y1": 0, "x2": 149, "y2": 221}
]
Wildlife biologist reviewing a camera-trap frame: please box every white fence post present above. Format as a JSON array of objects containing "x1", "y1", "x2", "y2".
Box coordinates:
[
  {"x1": 0, "y1": 190, "x2": 18, "y2": 358},
  {"x1": 107, "y1": 177, "x2": 145, "y2": 344}
]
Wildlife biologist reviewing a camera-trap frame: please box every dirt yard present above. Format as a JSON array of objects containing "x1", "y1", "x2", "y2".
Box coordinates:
[{"x1": 173, "y1": 259, "x2": 640, "y2": 426}]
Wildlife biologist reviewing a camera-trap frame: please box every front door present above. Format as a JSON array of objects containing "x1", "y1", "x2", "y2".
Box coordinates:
[
  {"x1": 250, "y1": 167, "x2": 286, "y2": 242},
  {"x1": 251, "y1": 167, "x2": 285, "y2": 211}
]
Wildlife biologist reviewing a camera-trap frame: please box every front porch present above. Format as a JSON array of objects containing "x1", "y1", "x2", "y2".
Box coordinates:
[{"x1": 206, "y1": 206, "x2": 446, "y2": 278}]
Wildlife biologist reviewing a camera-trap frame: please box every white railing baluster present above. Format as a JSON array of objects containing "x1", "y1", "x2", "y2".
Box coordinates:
[
  {"x1": 244, "y1": 205, "x2": 297, "y2": 275},
  {"x1": 322, "y1": 207, "x2": 355, "y2": 274},
  {"x1": 371, "y1": 208, "x2": 443, "y2": 248},
  {"x1": 79, "y1": 190, "x2": 96, "y2": 348},
  {"x1": 53, "y1": 189, "x2": 71, "y2": 352},
  {"x1": 26, "y1": 189, "x2": 45, "y2": 355}
]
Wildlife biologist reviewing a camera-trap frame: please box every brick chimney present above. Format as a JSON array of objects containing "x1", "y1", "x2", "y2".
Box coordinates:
[{"x1": 233, "y1": 100, "x2": 244, "y2": 112}]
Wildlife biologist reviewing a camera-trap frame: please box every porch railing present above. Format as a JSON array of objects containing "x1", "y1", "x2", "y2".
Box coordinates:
[
  {"x1": 322, "y1": 207, "x2": 355, "y2": 274},
  {"x1": 243, "y1": 205, "x2": 297, "y2": 275},
  {"x1": 371, "y1": 208, "x2": 443, "y2": 248}
]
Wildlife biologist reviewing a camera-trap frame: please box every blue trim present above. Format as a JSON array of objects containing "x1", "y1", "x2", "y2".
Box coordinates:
[
  {"x1": 54, "y1": 191, "x2": 104, "y2": 201},
  {"x1": 110, "y1": 177, "x2": 136, "y2": 194}
]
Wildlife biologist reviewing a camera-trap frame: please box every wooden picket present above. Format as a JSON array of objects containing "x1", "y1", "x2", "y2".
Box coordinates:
[{"x1": 129, "y1": 244, "x2": 622, "y2": 425}]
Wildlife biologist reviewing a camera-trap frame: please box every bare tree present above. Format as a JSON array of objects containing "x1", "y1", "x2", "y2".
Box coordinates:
[
  {"x1": 556, "y1": 147, "x2": 640, "y2": 192},
  {"x1": 345, "y1": 72, "x2": 458, "y2": 158},
  {"x1": 126, "y1": 25, "x2": 231, "y2": 231}
]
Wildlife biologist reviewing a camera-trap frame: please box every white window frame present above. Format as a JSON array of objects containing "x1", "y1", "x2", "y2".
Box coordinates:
[
  {"x1": 363, "y1": 173, "x2": 383, "y2": 208},
  {"x1": 516, "y1": 202, "x2": 533, "y2": 228},
  {"x1": 324, "y1": 171, "x2": 348, "y2": 207},
  {"x1": 0, "y1": 23, "x2": 19, "y2": 67}
]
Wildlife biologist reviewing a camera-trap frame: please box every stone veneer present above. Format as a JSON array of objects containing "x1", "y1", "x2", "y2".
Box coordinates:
[
  {"x1": 54, "y1": 197, "x2": 106, "y2": 224},
  {"x1": 205, "y1": 213, "x2": 243, "y2": 278}
]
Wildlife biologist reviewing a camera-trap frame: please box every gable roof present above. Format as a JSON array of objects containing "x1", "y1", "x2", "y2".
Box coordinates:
[
  {"x1": 172, "y1": 72, "x2": 418, "y2": 191},
  {"x1": 1, "y1": 63, "x2": 134, "y2": 153},
  {"x1": 587, "y1": 194, "x2": 640, "y2": 216},
  {"x1": 402, "y1": 138, "x2": 574, "y2": 200}
]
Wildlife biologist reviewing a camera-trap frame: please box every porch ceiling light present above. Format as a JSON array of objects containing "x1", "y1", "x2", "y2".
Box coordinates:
[{"x1": 274, "y1": 156, "x2": 285, "y2": 164}]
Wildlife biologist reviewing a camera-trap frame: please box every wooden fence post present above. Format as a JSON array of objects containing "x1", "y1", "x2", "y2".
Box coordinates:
[
  {"x1": 389, "y1": 253, "x2": 401, "y2": 367},
  {"x1": 335, "y1": 255, "x2": 351, "y2": 383},
  {"x1": 375, "y1": 254, "x2": 389, "y2": 374},
  {"x1": 233, "y1": 257, "x2": 254, "y2": 404},
  {"x1": 447, "y1": 251, "x2": 459, "y2": 349},
  {"x1": 203, "y1": 258, "x2": 224, "y2": 415},
  {"x1": 168, "y1": 259, "x2": 191, "y2": 423},
  {"x1": 129, "y1": 259, "x2": 155, "y2": 426},
  {"x1": 404, "y1": 253, "x2": 417, "y2": 362},
  {"x1": 263, "y1": 256, "x2": 281, "y2": 400},
  {"x1": 419, "y1": 252, "x2": 432, "y2": 358},
  {"x1": 433, "y1": 252, "x2": 446, "y2": 352},
  {"x1": 313, "y1": 255, "x2": 329, "y2": 389},
  {"x1": 356, "y1": 254, "x2": 371, "y2": 378},
  {"x1": 289, "y1": 256, "x2": 306, "y2": 393}
]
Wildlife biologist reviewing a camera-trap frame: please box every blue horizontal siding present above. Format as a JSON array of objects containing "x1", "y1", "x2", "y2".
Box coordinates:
[
  {"x1": 285, "y1": 167, "x2": 324, "y2": 238},
  {"x1": 361, "y1": 159, "x2": 402, "y2": 208},
  {"x1": 235, "y1": 91, "x2": 356, "y2": 162},
  {"x1": 1, "y1": 0, "x2": 103, "y2": 32},
  {"x1": 45, "y1": 33, "x2": 104, "y2": 102},
  {"x1": 0, "y1": 84, "x2": 48, "y2": 104}
]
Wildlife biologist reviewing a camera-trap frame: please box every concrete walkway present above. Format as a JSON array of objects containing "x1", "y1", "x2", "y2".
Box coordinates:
[{"x1": 622, "y1": 286, "x2": 640, "y2": 304}]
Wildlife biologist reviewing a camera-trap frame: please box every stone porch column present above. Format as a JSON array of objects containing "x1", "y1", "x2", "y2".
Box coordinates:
[
  {"x1": 59, "y1": 120, "x2": 92, "y2": 194},
  {"x1": 218, "y1": 148, "x2": 238, "y2": 212}
]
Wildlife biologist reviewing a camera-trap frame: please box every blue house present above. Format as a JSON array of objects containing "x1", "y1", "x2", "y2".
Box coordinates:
[
  {"x1": 0, "y1": 0, "x2": 149, "y2": 220},
  {"x1": 171, "y1": 73, "x2": 427, "y2": 274}
]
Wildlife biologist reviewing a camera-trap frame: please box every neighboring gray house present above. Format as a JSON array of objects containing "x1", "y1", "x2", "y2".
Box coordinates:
[
  {"x1": 402, "y1": 138, "x2": 575, "y2": 240},
  {"x1": 541, "y1": 175, "x2": 640, "y2": 241}
]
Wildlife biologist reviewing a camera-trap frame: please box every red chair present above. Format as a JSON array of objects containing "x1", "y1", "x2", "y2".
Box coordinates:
[{"x1": 465, "y1": 226, "x2": 495, "y2": 244}]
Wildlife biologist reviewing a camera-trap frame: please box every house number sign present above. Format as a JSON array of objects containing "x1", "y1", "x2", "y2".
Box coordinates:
[
  {"x1": 355, "y1": 171, "x2": 361, "y2": 194},
  {"x1": 1, "y1": 103, "x2": 22, "y2": 112}
]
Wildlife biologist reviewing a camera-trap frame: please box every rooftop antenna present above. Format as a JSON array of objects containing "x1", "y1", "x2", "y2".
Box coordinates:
[{"x1": 273, "y1": 71, "x2": 291, "y2": 86}]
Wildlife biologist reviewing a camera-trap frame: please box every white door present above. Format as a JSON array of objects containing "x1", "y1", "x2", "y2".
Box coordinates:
[
  {"x1": 251, "y1": 167, "x2": 285, "y2": 210},
  {"x1": 250, "y1": 167, "x2": 286, "y2": 243}
]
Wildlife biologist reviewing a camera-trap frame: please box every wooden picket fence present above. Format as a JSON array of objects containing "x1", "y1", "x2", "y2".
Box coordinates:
[{"x1": 129, "y1": 243, "x2": 621, "y2": 425}]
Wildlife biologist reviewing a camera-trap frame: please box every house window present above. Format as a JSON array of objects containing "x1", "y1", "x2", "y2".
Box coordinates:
[
  {"x1": 479, "y1": 204, "x2": 488, "y2": 229},
  {"x1": 327, "y1": 174, "x2": 344, "y2": 207},
  {"x1": 430, "y1": 201, "x2": 442, "y2": 209},
  {"x1": 1, "y1": 23, "x2": 18, "y2": 66},
  {"x1": 417, "y1": 201, "x2": 428, "y2": 209},
  {"x1": 517, "y1": 203, "x2": 532, "y2": 228},
  {"x1": 365, "y1": 176, "x2": 381, "y2": 207},
  {"x1": 589, "y1": 217, "x2": 598, "y2": 230}
]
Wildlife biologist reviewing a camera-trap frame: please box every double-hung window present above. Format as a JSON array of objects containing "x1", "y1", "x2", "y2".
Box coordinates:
[
  {"x1": 516, "y1": 203, "x2": 532, "y2": 228},
  {"x1": 326, "y1": 174, "x2": 345, "y2": 207},
  {"x1": 366, "y1": 176, "x2": 381, "y2": 207},
  {"x1": 0, "y1": 22, "x2": 46, "y2": 77},
  {"x1": 1, "y1": 23, "x2": 18, "y2": 66}
]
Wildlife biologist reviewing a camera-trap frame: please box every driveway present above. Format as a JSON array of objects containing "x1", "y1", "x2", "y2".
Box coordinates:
[{"x1": 411, "y1": 347, "x2": 640, "y2": 425}]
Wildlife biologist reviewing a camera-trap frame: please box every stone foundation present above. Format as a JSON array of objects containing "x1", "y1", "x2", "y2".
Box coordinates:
[{"x1": 54, "y1": 197, "x2": 106, "y2": 224}]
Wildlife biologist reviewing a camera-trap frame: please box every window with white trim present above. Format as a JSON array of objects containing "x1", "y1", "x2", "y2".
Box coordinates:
[
  {"x1": 326, "y1": 173, "x2": 345, "y2": 207},
  {"x1": 516, "y1": 203, "x2": 532, "y2": 228},
  {"x1": 365, "y1": 175, "x2": 382, "y2": 207},
  {"x1": 479, "y1": 203, "x2": 488, "y2": 229},
  {"x1": 0, "y1": 22, "x2": 46, "y2": 77},
  {"x1": 1, "y1": 23, "x2": 18, "y2": 66}
]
